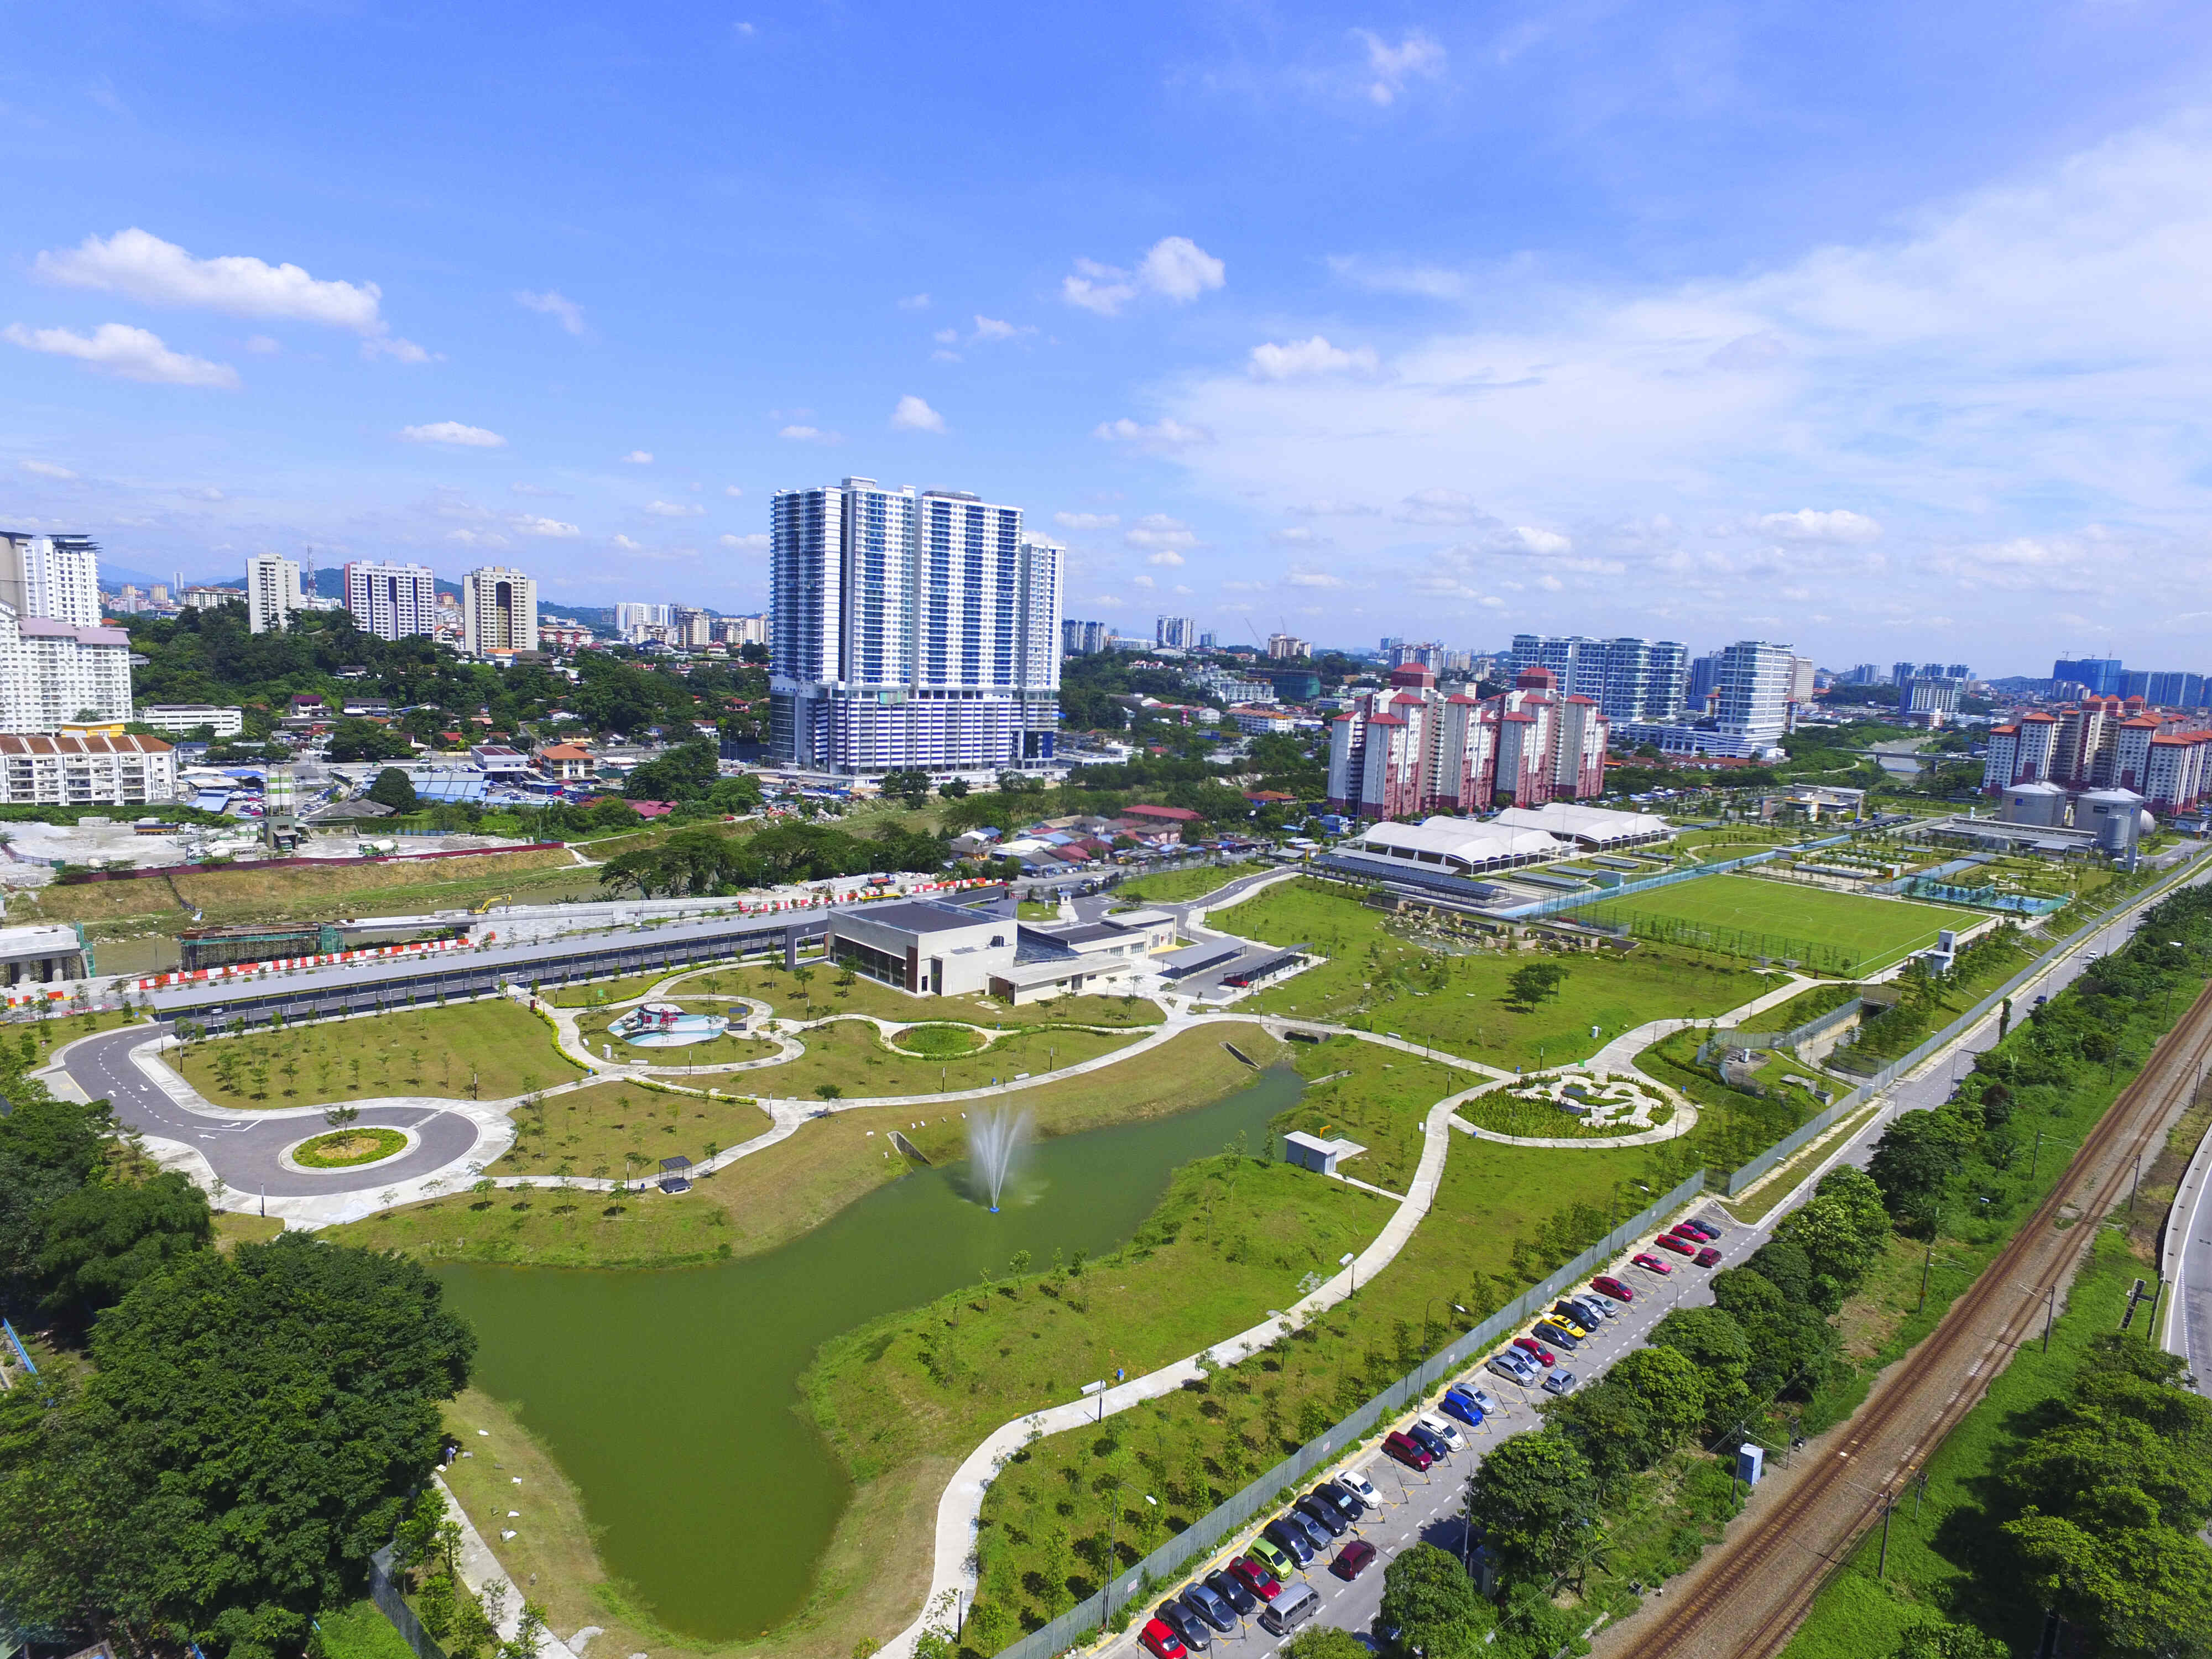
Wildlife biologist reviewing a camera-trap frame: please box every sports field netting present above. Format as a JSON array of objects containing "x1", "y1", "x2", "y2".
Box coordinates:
[{"x1": 1578, "y1": 873, "x2": 1980, "y2": 976}]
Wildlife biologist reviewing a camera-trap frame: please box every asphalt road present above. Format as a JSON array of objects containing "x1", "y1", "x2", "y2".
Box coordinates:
[{"x1": 62, "y1": 1024, "x2": 484, "y2": 1198}]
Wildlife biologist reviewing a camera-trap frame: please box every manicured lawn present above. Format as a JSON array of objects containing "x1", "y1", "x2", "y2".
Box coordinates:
[
  {"x1": 170, "y1": 998, "x2": 582, "y2": 1106},
  {"x1": 745, "y1": 1019, "x2": 1143, "y2": 1102},
  {"x1": 545, "y1": 967, "x2": 681, "y2": 1007},
  {"x1": 654, "y1": 961, "x2": 1167, "y2": 1030},
  {"x1": 1579, "y1": 874, "x2": 1980, "y2": 975},
  {"x1": 1112, "y1": 863, "x2": 1255, "y2": 906},
  {"x1": 1751, "y1": 980, "x2": 1861, "y2": 1034},
  {"x1": 487, "y1": 1079, "x2": 775, "y2": 1177},
  {"x1": 1216, "y1": 881, "x2": 1774, "y2": 1068},
  {"x1": 572, "y1": 1000, "x2": 783, "y2": 1067},
  {"x1": 1457, "y1": 1082, "x2": 1673, "y2": 1141},
  {"x1": 311, "y1": 1600, "x2": 418, "y2": 1659},
  {"x1": 328, "y1": 1027, "x2": 1284, "y2": 1270},
  {"x1": 1282, "y1": 1035, "x2": 1474, "y2": 1190}
]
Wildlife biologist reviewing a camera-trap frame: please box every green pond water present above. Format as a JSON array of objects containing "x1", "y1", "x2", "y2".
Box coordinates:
[{"x1": 435, "y1": 1066, "x2": 1302, "y2": 1641}]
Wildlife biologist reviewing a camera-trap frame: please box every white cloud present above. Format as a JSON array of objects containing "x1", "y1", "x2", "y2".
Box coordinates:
[
  {"x1": 898, "y1": 293, "x2": 931, "y2": 310},
  {"x1": 1126, "y1": 514, "x2": 1198, "y2": 550},
  {"x1": 934, "y1": 328, "x2": 960, "y2": 345},
  {"x1": 719, "y1": 532, "x2": 770, "y2": 550},
  {"x1": 971, "y1": 315, "x2": 1035, "y2": 343},
  {"x1": 1270, "y1": 526, "x2": 1327, "y2": 545},
  {"x1": 19, "y1": 460, "x2": 76, "y2": 480},
  {"x1": 517, "y1": 290, "x2": 586, "y2": 336},
  {"x1": 178, "y1": 485, "x2": 224, "y2": 500},
  {"x1": 891, "y1": 394, "x2": 946, "y2": 434},
  {"x1": 4, "y1": 322, "x2": 238, "y2": 388},
  {"x1": 399, "y1": 421, "x2": 506, "y2": 447},
  {"x1": 1353, "y1": 29, "x2": 1446, "y2": 106},
  {"x1": 1145, "y1": 550, "x2": 1186, "y2": 567},
  {"x1": 1287, "y1": 571, "x2": 1345, "y2": 587},
  {"x1": 362, "y1": 335, "x2": 433, "y2": 363},
  {"x1": 780, "y1": 425, "x2": 843, "y2": 444},
  {"x1": 1063, "y1": 237, "x2": 1225, "y2": 315},
  {"x1": 621, "y1": 450, "x2": 653, "y2": 465},
  {"x1": 724, "y1": 485, "x2": 744, "y2": 498},
  {"x1": 1055, "y1": 511, "x2": 1120, "y2": 530},
  {"x1": 612, "y1": 534, "x2": 643, "y2": 551},
  {"x1": 1248, "y1": 336, "x2": 1378, "y2": 379},
  {"x1": 34, "y1": 228, "x2": 385, "y2": 331},
  {"x1": 1516, "y1": 526, "x2": 1573, "y2": 555},
  {"x1": 1094, "y1": 416, "x2": 1212, "y2": 450},
  {"x1": 447, "y1": 529, "x2": 509, "y2": 549},
  {"x1": 1132, "y1": 573, "x2": 1156, "y2": 589},
  {"x1": 510, "y1": 514, "x2": 579, "y2": 538},
  {"x1": 645, "y1": 499, "x2": 705, "y2": 518},
  {"x1": 1289, "y1": 499, "x2": 1380, "y2": 517},
  {"x1": 1395, "y1": 488, "x2": 1483, "y2": 525},
  {"x1": 1757, "y1": 508, "x2": 1883, "y2": 544},
  {"x1": 510, "y1": 482, "x2": 568, "y2": 498}
]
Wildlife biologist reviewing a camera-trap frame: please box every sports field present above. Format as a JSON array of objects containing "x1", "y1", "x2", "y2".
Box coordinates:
[{"x1": 1579, "y1": 873, "x2": 1979, "y2": 975}]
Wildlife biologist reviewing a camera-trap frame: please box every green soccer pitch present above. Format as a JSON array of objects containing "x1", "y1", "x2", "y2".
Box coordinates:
[{"x1": 1578, "y1": 873, "x2": 1982, "y2": 976}]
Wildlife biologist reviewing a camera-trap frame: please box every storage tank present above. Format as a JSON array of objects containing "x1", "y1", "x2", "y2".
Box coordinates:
[
  {"x1": 2001, "y1": 781, "x2": 2068, "y2": 828},
  {"x1": 2079, "y1": 788, "x2": 2148, "y2": 854}
]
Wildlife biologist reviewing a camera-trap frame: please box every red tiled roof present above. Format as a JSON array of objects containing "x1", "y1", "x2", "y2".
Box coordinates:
[
  {"x1": 1121, "y1": 803, "x2": 1202, "y2": 821},
  {"x1": 0, "y1": 732, "x2": 173, "y2": 757}
]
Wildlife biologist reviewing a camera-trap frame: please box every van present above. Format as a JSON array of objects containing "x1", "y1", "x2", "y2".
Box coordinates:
[{"x1": 1259, "y1": 1582, "x2": 1320, "y2": 1636}]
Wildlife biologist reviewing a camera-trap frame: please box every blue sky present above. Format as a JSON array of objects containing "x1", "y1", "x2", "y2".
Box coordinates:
[{"x1": 8, "y1": 1, "x2": 2212, "y2": 671}]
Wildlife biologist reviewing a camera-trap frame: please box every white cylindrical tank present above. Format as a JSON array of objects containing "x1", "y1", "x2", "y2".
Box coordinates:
[
  {"x1": 2001, "y1": 781, "x2": 2068, "y2": 828},
  {"x1": 2079, "y1": 788, "x2": 2147, "y2": 854}
]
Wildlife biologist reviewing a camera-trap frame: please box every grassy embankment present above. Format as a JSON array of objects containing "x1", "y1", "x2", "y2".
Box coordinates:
[
  {"x1": 548, "y1": 958, "x2": 1167, "y2": 1030},
  {"x1": 1111, "y1": 863, "x2": 1256, "y2": 906},
  {"x1": 168, "y1": 998, "x2": 581, "y2": 1107},
  {"x1": 486, "y1": 1079, "x2": 776, "y2": 1177},
  {"x1": 1217, "y1": 880, "x2": 1776, "y2": 1070}
]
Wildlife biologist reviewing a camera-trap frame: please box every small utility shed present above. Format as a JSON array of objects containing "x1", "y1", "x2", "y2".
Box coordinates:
[{"x1": 1283, "y1": 1131, "x2": 1342, "y2": 1176}]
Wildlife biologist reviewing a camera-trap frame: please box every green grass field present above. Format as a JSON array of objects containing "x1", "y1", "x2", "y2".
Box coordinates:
[{"x1": 1579, "y1": 874, "x2": 1979, "y2": 975}]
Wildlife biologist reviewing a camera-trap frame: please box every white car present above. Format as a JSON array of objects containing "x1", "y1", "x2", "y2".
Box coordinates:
[
  {"x1": 1417, "y1": 1414, "x2": 1464, "y2": 1453},
  {"x1": 1335, "y1": 1468, "x2": 1380, "y2": 1507}
]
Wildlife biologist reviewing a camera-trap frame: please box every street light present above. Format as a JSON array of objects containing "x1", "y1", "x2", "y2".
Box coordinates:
[{"x1": 1341, "y1": 1251, "x2": 1357, "y2": 1294}]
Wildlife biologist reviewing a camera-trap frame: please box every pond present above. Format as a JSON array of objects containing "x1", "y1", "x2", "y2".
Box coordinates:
[{"x1": 435, "y1": 1065, "x2": 1303, "y2": 1641}]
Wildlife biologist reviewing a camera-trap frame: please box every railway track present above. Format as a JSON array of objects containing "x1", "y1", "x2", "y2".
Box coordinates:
[{"x1": 1616, "y1": 982, "x2": 2212, "y2": 1659}]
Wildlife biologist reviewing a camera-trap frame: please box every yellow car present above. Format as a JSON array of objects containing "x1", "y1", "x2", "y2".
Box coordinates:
[{"x1": 1541, "y1": 1313, "x2": 1590, "y2": 1339}]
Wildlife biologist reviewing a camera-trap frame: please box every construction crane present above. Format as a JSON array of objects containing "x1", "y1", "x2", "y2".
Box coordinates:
[{"x1": 472, "y1": 893, "x2": 513, "y2": 915}]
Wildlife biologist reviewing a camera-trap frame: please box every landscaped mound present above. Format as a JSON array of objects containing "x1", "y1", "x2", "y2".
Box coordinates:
[
  {"x1": 293, "y1": 1127, "x2": 408, "y2": 1168},
  {"x1": 891, "y1": 1024, "x2": 984, "y2": 1057}
]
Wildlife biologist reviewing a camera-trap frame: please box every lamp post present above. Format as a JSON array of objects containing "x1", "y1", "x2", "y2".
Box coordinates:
[{"x1": 1341, "y1": 1250, "x2": 1357, "y2": 1295}]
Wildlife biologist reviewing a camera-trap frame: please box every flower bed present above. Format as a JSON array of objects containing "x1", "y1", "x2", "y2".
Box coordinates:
[{"x1": 293, "y1": 1127, "x2": 408, "y2": 1168}]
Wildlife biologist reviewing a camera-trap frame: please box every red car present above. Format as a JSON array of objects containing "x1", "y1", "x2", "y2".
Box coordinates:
[
  {"x1": 1332, "y1": 1540, "x2": 1378, "y2": 1580},
  {"x1": 1656, "y1": 1234, "x2": 1695, "y2": 1257},
  {"x1": 1228, "y1": 1558, "x2": 1280, "y2": 1602},
  {"x1": 1669, "y1": 1223, "x2": 1705, "y2": 1242},
  {"x1": 1694, "y1": 1246, "x2": 1723, "y2": 1268},
  {"x1": 1591, "y1": 1275, "x2": 1635, "y2": 1302},
  {"x1": 1509, "y1": 1335, "x2": 1557, "y2": 1368},
  {"x1": 1681, "y1": 1219, "x2": 1721, "y2": 1240},
  {"x1": 1384, "y1": 1430, "x2": 1433, "y2": 1471},
  {"x1": 1140, "y1": 1619, "x2": 1187, "y2": 1659},
  {"x1": 1632, "y1": 1252, "x2": 1673, "y2": 1275}
]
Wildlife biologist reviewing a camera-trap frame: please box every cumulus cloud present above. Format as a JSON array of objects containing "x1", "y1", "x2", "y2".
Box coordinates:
[
  {"x1": 645, "y1": 499, "x2": 704, "y2": 517},
  {"x1": 724, "y1": 484, "x2": 744, "y2": 498},
  {"x1": 1515, "y1": 526, "x2": 1572, "y2": 555},
  {"x1": 4, "y1": 322, "x2": 238, "y2": 388},
  {"x1": 19, "y1": 460, "x2": 77, "y2": 480},
  {"x1": 1287, "y1": 571, "x2": 1345, "y2": 587},
  {"x1": 1055, "y1": 512, "x2": 1120, "y2": 530},
  {"x1": 1757, "y1": 508, "x2": 1882, "y2": 544},
  {"x1": 1063, "y1": 236, "x2": 1225, "y2": 316},
  {"x1": 898, "y1": 293, "x2": 931, "y2": 310},
  {"x1": 510, "y1": 482, "x2": 567, "y2": 497},
  {"x1": 1248, "y1": 336, "x2": 1378, "y2": 379},
  {"x1": 612, "y1": 534, "x2": 643, "y2": 551},
  {"x1": 517, "y1": 290, "x2": 586, "y2": 335},
  {"x1": 969, "y1": 315, "x2": 1035, "y2": 342},
  {"x1": 891, "y1": 394, "x2": 946, "y2": 433},
  {"x1": 1146, "y1": 550, "x2": 1187, "y2": 567},
  {"x1": 1094, "y1": 416, "x2": 1211, "y2": 450},
  {"x1": 719, "y1": 532, "x2": 770, "y2": 550},
  {"x1": 399, "y1": 421, "x2": 507, "y2": 447},
  {"x1": 621, "y1": 450, "x2": 653, "y2": 465},
  {"x1": 1270, "y1": 526, "x2": 1328, "y2": 545},
  {"x1": 510, "y1": 514, "x2": 579, "y2": 538},
  {"x1": 780, "y1": 425, "x2": 842, "y2": 444},
  {"x1": 1395, "y1": 487, "x2": 1483, "y2": 525},
  {"x1": 1353, "y1": 29, "x2": 1446, "y2": 106},
  {"x1": 1289, "y1": 499, "x2": 1379, "y2": 517},
  {"x1": 1125, "y1": 514, "x2": 1198, "y2": 550}
]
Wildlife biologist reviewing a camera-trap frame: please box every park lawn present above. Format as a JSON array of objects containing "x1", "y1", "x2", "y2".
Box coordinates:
[
  {"x1": 545, "y1": 967, "x2": 683, "y2": 1007},
  {"x1": 1112, "y1": 863, "x2": 1256, "y2": 906},
  {"x1": 571, "y1": 1001, "x2": 783, "y2": 1068},
  {"x1": 1282, "y1": 1034, "x2": 1473, "y2": 1191},
  {"x1": 169, "y1": 998, "x2": 582, "y2": 1108},
  {"x1": 1016, "y1": 900, "x2": 1062, "y2": 919},
  {"x1": 1777, "y1": 1232, "x2": 2142, "y2": 1659},
  {"x1": 1215, "y1": 881, "x2": 1774, "y2": 1068},
  {"x1": 487, "y1": 1079, "x2": 776, "y2": 1177},
  {"x1": 328, "y1": 1027, "x2": 1287, "y2": 1271},
  {"x1": 1457, "y1": 1082, "x2": 1674, "y2": 1141},
  {"x1": 311, "y1": 1601, "x2": 417, "y2": 1659},
  {"x1": 1751, "y1": 980, "x2": 1861, "y2": 1034},
  {"x1": 964, "y1": 1128, "x2": 1683, "y2": 1642},
  {"x1": 657, "y1": 961, "x2": 1168, "y2": 1031},
  {"x1": 212, "y1": 1211, "x2": 288, "y2": 1251},
  {"x1": 742, "y1": 1019, "x2": 1144, "y2": 1102},
  {"x1": 1579, "y1": 874, "x2": 1980, "y2": 975}
]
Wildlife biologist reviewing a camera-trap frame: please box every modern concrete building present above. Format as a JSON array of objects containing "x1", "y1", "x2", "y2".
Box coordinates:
[
  {"x1": 1326, "y1": 664, "x2": 1607, "y2": 819},
  {"x1": 0, "y1": 923, "x2": 90, "y2": 987},
  {"x1": 769, "y1": 479, "x2": 1061, "y2": 774},
  {"x1": 0, "y1": 731, "x2": 175, "y2": 805},
  {"x1": 1063, "y1": 619, "x2": 1114, "y2": 656},
  {"x1": 137, "y1": 703, "x2": 244, "y2": 738},
  {"x1": 1507, "y1": 634, "x2": 1688, "y2": 722},
  {"x1": 0, "y1": 533, "x2": 101, "y2": 627},
  {"x1": 822, "y1": 898, "x2": 1173, "y2": 1003},
  {"x1": 342, "y1": 560, "x2": 440, "y2": 641},
  {"x1": 0, "y1": 607, "x2": 133, "y2": 732},
  {"x1": 1155, "y1": 615, "x2": 1197, "y2": 650},
  {"x1": 246, "y1": 554, "x2": 303, "y2": 635},
  {"x1": 462, "y1": 565, "x2": 538, "y2": 655}
]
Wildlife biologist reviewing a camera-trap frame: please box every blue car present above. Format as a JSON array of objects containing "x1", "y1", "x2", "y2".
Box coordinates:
[{"x1": 1440, "y1": 1387, "x2": 1485, "y2": 1428}]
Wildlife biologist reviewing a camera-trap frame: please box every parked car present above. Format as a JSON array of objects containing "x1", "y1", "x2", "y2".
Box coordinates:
[
  {"x1": 1683, "y1": 1217, "x2": 1723, "y2": 1240},
  {"x1": 1632, "y1": 1252, "x2": 1674, "y2": 1275},
  {"x1": 1533, "y1": 1321, "x2": 1582, "y2": 1352},
  {"x1": 1332, "y1": 1540, "x2": 1378, "y2": 1581},
  {"x1": 1439, "y1": 1387, "x2": 1485, "y2": 1428},
  {"x1": 1656, "y1": 1234, "x2": 1695, "y2": 1257},
  {"x1": 1564, "y1": 1294, "x2": 1614, "y2": 1324},
  {"x1": 1455, "y1": 1385, "x2": 1500, "y2": 1417},
  {"x1": 1543, "y1": 1370, "x2": 1578, "y2": 1397},
  {"x1": 1286, "y1": 1509, "x2": 1333, "y2": 1552},
  {"x1": 1263, "y1": 1517, "x2": 1317, "y2": 1566},
  {"x1": 1542, "y1": 1311, "x2": 1592, "y2": 1339},
  {"x1": 1556, "y1": 1297, "x2": 1605, "y2": 1327},
  {"x1": 1334, "y1": 1469, "x2": 1380, "y2": 1508},
  {"x1": 1227, "y1": 1558, "x2": 1280, "y2": 1603},
  {"x1": 1668, "y1": 1223, "x2": 1707, "y2": 1243},
  {"x1": 1510, "y1": 1335, "x2": 1557, "y2": 1367},
  {"x1": 1406, "y1": 1421, "x2": 1452, "y2": 1462},
  {"x1": 1591, "y1": 1275, "x2": 1636, "y2": 1302},
  {"x1": 1313, "y1": 1480, "x2": 1365, "y2": 1521},
  {"x1": 1139, "y1": 1619, "x2": 1187, "y2": 1659},
  {"x1": 1156, "y1": 1602, "x2": 1211, "y2": 1652},
  {"x1": 1489, "y1": 1355, "x2": 1534, "y2": 1385},
  {"x1": 1384, "y1": 1430, "x2": 1433, "y2": 1472},
  {"x1": 1182, "y1": 1585, "x2": 1237, "y2": 1634},
  {"x1": 1695, "y1": 1245, "x2": 1723, "y2": 1268},
  {"x1": 1417, "y1": 1413, "x2": 1464, "y2": 1453},
  {"x1": 1204, "y1": 1571, "x2": 1257, "y2": 1618},
  {"x1": 1246, "y1": 1536, "x2": 1295, "y2": 1579},
  {"x1": 1295, "y1": 1496, "x2": 1347, "y2": 1538}
]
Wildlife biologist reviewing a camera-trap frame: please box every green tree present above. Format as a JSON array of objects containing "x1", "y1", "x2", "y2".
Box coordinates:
[
  {"x1": 1867, "y1": 1108, "x2": 1979, "y2": 1227},
  {"x1": 327, "y1": 720, "x2": 413, "y2": 763},
  {"x1": 1605, "y1": 1345, "x2": 1707, "y2": 1456},
  {"x1": 35, "y1": 1170, "x2": 213, "y2": 1321},
  {"x1": 0, "y1": 1233, "x2": 474, "y2": 1659},
  {"x1": 1282, "y1": 1630, "x2": 1374, "y2": 1659},
  {"x1": 880, "y1": 770, "x2": 932, "y2": 808},
  {"x1": 623, "y1": 740, "x2": 721, "y2": 802},
  {"x1": 1893, "y1": 1614, "x2": 2010, "y2": 1658},
  {"x1": 1506, "y1": 961, "x2": 1568, "y2": 1010},
  {"x1": 1649, "y1": 1306, "x2": 1754, "y2": 1431},
  {"x1": 2005, "y1": 1507, "x2": 2212, "y2": 1658},
  {"x1": 365, "y1": 767, "x2": 419, "y2": 812},
  {"x1": 1376, "y1": 1542, "x2": 1496, "y2": 1659},
  {"x1": 1463, "y1": 1430, "x2": 1598, "y2": 1582}
]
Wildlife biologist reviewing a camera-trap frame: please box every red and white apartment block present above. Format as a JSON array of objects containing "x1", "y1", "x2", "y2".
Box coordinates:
[
  {"x1": 1982, "y1": 695, "x2": 2212, "y2": 813},
  {"x1": 1326, "y1": 664, "x2": 1608, "y2": 820}
]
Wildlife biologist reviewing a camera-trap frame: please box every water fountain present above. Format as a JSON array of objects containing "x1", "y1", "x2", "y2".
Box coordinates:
[{"x1": 967, "y1": 1106, "x2": 1032, "y2": 1212}]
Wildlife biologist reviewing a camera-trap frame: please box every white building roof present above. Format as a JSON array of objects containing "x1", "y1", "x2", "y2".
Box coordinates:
[
  {"x1": 1349, "y1": 816, "x2": 1569, "y2": 867},
  {"x1": 1490, "y1": 802, "x2": 1674, "y2": 847}
]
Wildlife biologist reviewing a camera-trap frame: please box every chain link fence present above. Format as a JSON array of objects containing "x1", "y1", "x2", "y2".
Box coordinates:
[{"x1": 367, "y1": 1546, "x2": 451, "y2": 1659}]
